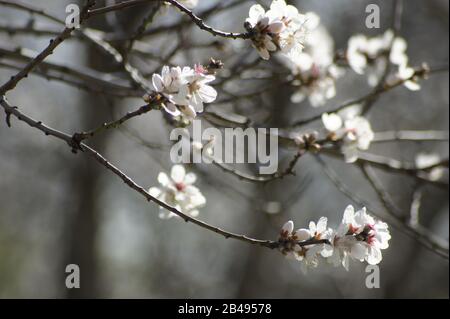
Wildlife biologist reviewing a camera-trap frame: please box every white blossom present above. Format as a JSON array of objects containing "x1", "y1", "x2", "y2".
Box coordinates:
[
  {"x1": 278, "y1": 218, "x2": 333, "y2": 273},
  {"x1": 397, "y1": 64, "x2": 421, "y2": 91},
  {"x1": 152, "y1": 65, "x2": 217, "y2": 119},
  {"x1": 149, "y1": 165, "x2": 206, "y2": 219},
  {"x1": 246, "y1": 4, "x2": 284, "y2": 60},
  {"x1": 284, "y1": 13, "x2": 343, "y2": 107},
  {"x1": 288, "y1": 54, "x2": 341, "y2": 107},
  {"x1": 347, "y1": 30, "x2": 410, "y2": 86},
  {"x1": 322, "y1": 110, "x2": 374, "y2": 163},
  {"x1": 246, "y1": 0, "x2": 308, "y2": 60},
  {"x1": 332, "y1": 206, "x2": 391, "y2": 266},
  {"x1": 278, "y1": 206, "x2": 391, "y2": 272}
]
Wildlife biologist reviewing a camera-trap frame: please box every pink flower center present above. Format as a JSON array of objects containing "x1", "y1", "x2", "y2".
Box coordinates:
[
  {"x1": 175, "y1": 182, "x2": 186, "y2": 192},
  {"x1": 346, "y1": 128, "x2": 357, "y2": 135},
  {"x1": 195, "y1": 64, "x2": 207, "y2": 75}
]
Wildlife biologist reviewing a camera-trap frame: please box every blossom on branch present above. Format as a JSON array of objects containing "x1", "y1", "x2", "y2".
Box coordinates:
[
  {"x1": 245, "y1": 0, "x2": 308, "y2": 60},
  {"x1": 152, "y1": 65, "x2": 217, "y2": 120},
  {"x1": 149, "y1": 165, "x2": 206, "y2": 219},
  {"x1": 284, "y1": 13, "x2": 343, "y2": 107},
  {"x1": 279, "y1": 206, "x2": 390, "y2": 272},
  {"x1": 346, "y1": 29, "x2": 410, "y2": 86},
  {"x1": 328, "y1": 206, "x2": 391, "y2": 269},
  {"x1": 322, "y1": 109, "x2": 374, "y2": 163}
]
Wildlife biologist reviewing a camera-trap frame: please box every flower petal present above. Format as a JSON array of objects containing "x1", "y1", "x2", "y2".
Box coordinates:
[
  {"x1": 158, "y1": 172, "x2": 170, "y2": 187},
  {"x1": 171, "y1": 165, "x2": 186, "y2": 183},
  {"x1": 152, "y1": 74, "x2": 164, "y2": 92},
  {"x1": 350, "y1": 242, "x2": 367, "y2": 260},
  {"x1": 322, "y1": 113, "x2": 343, "y2": 132},
  {"x1": 198, "y1": 85, "x2": 217, "y2": 104},
  {"x1": 184, "y1": 172, "x2": 197, "y2": 185}
]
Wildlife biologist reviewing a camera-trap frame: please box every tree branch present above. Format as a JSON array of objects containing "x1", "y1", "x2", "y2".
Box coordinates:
[{"x1": 0, "y1": 96, "x2": 329, "y2": 251}]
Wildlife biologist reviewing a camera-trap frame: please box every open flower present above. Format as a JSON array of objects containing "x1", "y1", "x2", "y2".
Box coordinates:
[
  {"x1": 322, "y1": 110, "x2": 374, "y2": 163},
  {"x1": 246, "y1": 4, "x2": 284, "y2": 60},
  {"x1": 278, "y1": 221, "x2": 311, "y2": 260},
  {"x1": 152, "y1": 65, "x2": 217, "y2": 119},
  {"x1": 284, "y1": 13, "x2": 342, "y2": 107},
  {"x1": 347, "y1": 30, "x2": 409, "y2": 86},
  {"x1": 308, "y1": 217, "x2": 334, "y2": 257},
  {"x1": 149, "y1": 165, "x2": 206, "y2": 219},
  {"x1": 337, "y1": 205, "x2": 391, "y2": 266},
  {"x1": 173, "y1": 65, "x2": 217, "y2": 118},
  {"x1": 288, "y1": 53, "x2": 341, "y2": 107},
  {"x1": 246, "y1": 0, "x2": 308, "y2": 60},
  {"x1": 278, "y1": 206, "x2": 390, "y2": 272},
  {"x1": 279, "y1": 218, "x2": 333, "y2": 273}
]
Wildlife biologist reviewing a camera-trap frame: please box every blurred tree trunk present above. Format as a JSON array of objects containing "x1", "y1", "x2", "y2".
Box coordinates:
[
  {"x1": 236, "y1": 80, "x2": 293, "y2": 297},
  {"x1": 61, "y1": 1, "x2": 159, "y2": 298}
]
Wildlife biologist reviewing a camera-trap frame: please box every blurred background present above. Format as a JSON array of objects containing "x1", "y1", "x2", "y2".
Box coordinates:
[{"x1": 0, "y1": 0, "x2": 448, "y2": 298}]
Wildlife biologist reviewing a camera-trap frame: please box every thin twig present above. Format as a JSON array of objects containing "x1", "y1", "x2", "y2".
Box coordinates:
[
  {"x1": 291, "y1": 65, "x2": 446, "y2": 127},
  {"x1": 72, "y1": 103, "x2": 155, "y2": 143},
  {"x1": 0, "y1": 1, "x2": 96, "y2": 96},
  {"x1": 315, "y1": 154, "x2": 449, "y2": 259},
  {"x1": 87, "y1": 0, "x2": 253, "y2": 39},
  {"x1": 373, "y1": 130, "x2": 449, "y2": 142},
  {"x1": 0, "y1": 96, "x2": 328, "y2": 250}
]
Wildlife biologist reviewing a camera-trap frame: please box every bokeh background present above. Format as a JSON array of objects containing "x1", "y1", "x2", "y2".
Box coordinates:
[{"x1": 0, "y1": 0, "x2": 448, "y2": 298}]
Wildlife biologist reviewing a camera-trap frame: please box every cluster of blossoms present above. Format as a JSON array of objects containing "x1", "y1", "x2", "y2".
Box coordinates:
[
  {"x1": 284, "y1": 12, "x2": 343, "y2": 107},
  {"x1": 322, "y1": 106, "x2": 374, "y2": 163},
  {"x1": 245, "y1": 0, "x2": 309, "y2": 60},
  {"x1": 149, "y1": 165, "x2": 206, "y2": 219},
  {"x1": 279, "y1": 205, "x2": 391, "y2": 273},
  {"x1": 151, "y1": 64, "x2": 217, "y2": 120},
  {"x1": 347, "y1": 29, "x2": 420, "y2": 90}
]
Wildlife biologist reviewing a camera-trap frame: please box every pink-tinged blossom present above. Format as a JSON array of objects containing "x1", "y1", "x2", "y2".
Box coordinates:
[
  {"x1": 246, "y1": 0, "x2": 309, "y2": 60},
  {"x1": 278, "y1": 206, "x2": 390, "y2": 272},
  {"x1": 152, "y1": 65, "x2": 217, "y2": 119},
  {"x1": 322, "y1": 109, "x2": 374, "y2": 163},
  {"x1": 149, "y1": 165, "x2": 206, "y2": 219}
]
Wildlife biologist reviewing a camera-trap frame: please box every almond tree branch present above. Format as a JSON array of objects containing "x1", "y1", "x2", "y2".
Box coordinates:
[
  {"x1": 359, "y1": 0, "x2": 404, "y2": 116},
  {"x1": 72, "y1": 103, "x2": 155, "y2": 143},
  {"x1": 315, "y1": 154, "x2": 449, "y2": 259},
  {"x1": 0, "y1": 44, "x2": 140, "y2": 96},
  {"x1": 360, "y1": 163, "x2": 403, "y2": 219},
  {"x1": 409, "y1": 184, "x2": 424, "y2": 228},
  {"x1": 124, "y1": 2, "x2": 162, "y2": 57},
  {"x1": 0, "y1": 96, "x2": 329, "y2": 250},
  {"x1": 291, "y1": 64, "x2": 447, "y2": 128},
  {"x1": 373, "y1": 130, "x2": 449, "y2": 142},
  {"x1": 322, "y1": 149, "x2": 449, "y2": 188},
  {"x1": 136, "y1": 0, "x2": 253, "y2": 40},
  {"x1": 0, "y1": 1, "x2": 96, "y2": 96},
  {"x1": 0, "y1": 59, "x2": 136, "y2": 98},
  {"x1": 211, "y1": 149, "x2": 306, "y2": 184},
  {"x1": 87, "y1": 0, "x2": 253, "y2": 39}
]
